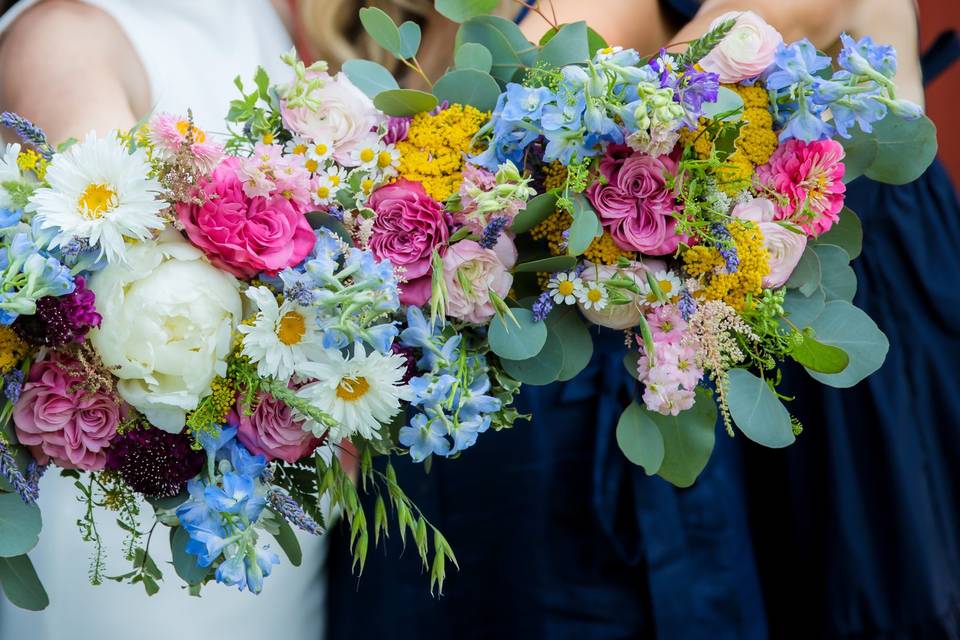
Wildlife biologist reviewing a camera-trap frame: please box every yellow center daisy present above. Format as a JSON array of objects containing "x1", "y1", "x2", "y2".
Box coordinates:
[
  {"x1": 557, "y1": 281, "x2": 575, "y2": 296},
  {"x1": 587, "y1": 288, "x2": 603, "y2": 303},
  {"x1": 276, "y1": 311, "x2": 306, "y2": 346},
  {"x1": 359, "y1": 148, "x2": 375, "y2": 164},
  {"x1": 336, "y1": 376, "x2": 371, "y2": 401},
  {"x1": 78, "y1": 183, "x2": 118, "y2": 219}
]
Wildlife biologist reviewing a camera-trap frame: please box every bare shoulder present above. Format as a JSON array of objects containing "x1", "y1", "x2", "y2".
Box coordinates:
[{"x1": 0, "y1": 0, "x2": 145, "y2": 142}]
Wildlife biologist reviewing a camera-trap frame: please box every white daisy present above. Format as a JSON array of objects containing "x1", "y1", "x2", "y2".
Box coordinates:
[
  {"x1": 372, "y1": 142, "x2": 400, "y2": 180},
  {"x1": 312, "y1": 165, "x2": 347, "y2": 206},
  {"x1": 305, "y1": 137, "x2": 334, "y2": 172},
  {"x1": 237, "y1": 286, "x2": 326, "y2": 382},
  {"x1": 638, "y1": 270, "x2": 682, "y2": 308},
  {"x1": 29, "y1": 132, "x2": 165, "y2": 264},
  {"x1": 295, "y1": 346, "x2": 413, "y2": 443},
  {"x1": 577, "y1": 281, "x2": 609, "y2": 311},
  {"x1": 548, "y1": 271, "x2": 584, "y2": 305},
  {"x1": 284, "y1": 135, "x2": 312, "y2": 158},
  {"x1": 0, "y1": 143, "x2": 22, "y2": 210}
]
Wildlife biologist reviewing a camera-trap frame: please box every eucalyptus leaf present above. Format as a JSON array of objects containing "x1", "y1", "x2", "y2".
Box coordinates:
[
  {"x1": 488, "y1": 308, "x2": 548, "y2": 360},
  {"x1": 815, "y1": 207, "x2": 863, "y2": 259},
  {"x1": 539, "y1": 23, "x2": 609, "y2": 56},
  {"x1": 566, "y1": 195, "x2": 603, "y2": 256},
  {"x1": 170, "y1": 526, "x2": 209, "y2": 586},
  {"x1": 727, "y1": 369, "x2": 796, "y2": 448},
  {"x1": 616, "y1": 402, "x2": 665, "y2": 475},
  {"x1": 864, "y1": 113, "x2": 938, "y2": 185},
  {"x1": 454, "y1": 42, "x2": 493, "y2": 72},
  {"x1": 781, "y1": 287, "x2": 825, "y2": 330},
  {"x1": 306, "y1": 211, "x2": 353, "y2": 245},
  {"x1": 434, "y1": 0, "x2": 499, "y2": 22},
  {"x1": 537, "y1": 21, "x2": 590, "y2": 67},
  {"x1": 432, "y1": 69, "x2": 501, "y2": 112},
  {"x1": 271, "y1": 517, "x2": 303, "y2": 567},
  {"x1": 513, "y1": 255, "x2": 577, "y2": 273},
  {"x1": 455, "y1": 16, "x2": 535, "y2": 85},
  {"x1": 500, "y1": 326, "x2": 564, "y2": 385},
  {"x1": 702, "y1": 86, "x2": 744, "y2": 122},
  {"x1": 398, "y1": 21, "x2": 422, "y2": 59},
  {"x1": 789, "y1": 331, "x2": 850, "y2": 374},
  {"x1": 653, "y1": 388, "x2": 718, "y2": 488},
  {"x1": 547, "y1": 304, "x2": 593, "y2": 381},
  {"x1": 0, "y1": 555, "x2": 47, "y2": 611},
  {"x1": 511, "y1": 193, "x2": 558, "y2": 234},
  {"x1": 358, "y1": 7, "x2": 402, "y2": 57},
  {"x1": 806, "y1": 301, "x2": 889, "y2": 388},
  {"x1": 785, "y1": 246, "x2": 822, "y2": 297},
  {"x1": 342, "y1": 59, "x2": 400, "y2": 99},
  {"x1": 373, "y1": 89, "x2": 438, "y2": 116},
  {"x1": 839, "y1": 127, "x2": 879, "y2": 183},
  {"x1": 814, "y1": 244, "x2": 857, "y2": 302},
  {"x1": 0, "y1": 494, "x2": 41, "y2": 558}
]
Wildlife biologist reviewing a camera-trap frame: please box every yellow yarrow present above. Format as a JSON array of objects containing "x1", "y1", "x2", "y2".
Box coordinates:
[
  {"x1": 207, "y1": 376, "x2": 236, "y2": 422},
  {"x1": 396, "y1": 104, "x2": 487, "y2": 202},
  {"x1": 542, "y1": 160, "x2": 567, "y2": 191},
  {"x1": 16, "y1": 149, "x2": 47, "y2": 180},
  {"x1": 683, "y1": 221, "x2": 769, "y2": 311},
  {"x1": 0, "y1": 326, "x2": 27, "y2": 375}
]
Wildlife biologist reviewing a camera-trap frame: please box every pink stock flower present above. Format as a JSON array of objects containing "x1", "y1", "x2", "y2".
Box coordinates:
[
  {"x1": 13, "y1": 354, "x2": 122, "y2": 471},
  {"x1": 368, "y1": 179, "x2": 450, "y2": 306},
  {"x1": 231, "y1": 391, "x2": 323, "y2": 464},
  {"x1": 147, "y1": 112, "x2": 224, "y2": 172},
  {"x1": 635, "y1": 306, "x2": 703, "y2": 416},
  {"x1": 699, "y1": 11, "x2": 783, "y2": 83},
  {"x1": 442, "y1": 237, "x2": 516, "y2": 324},
  {"x1": 586, "y1": 145, "x2": 682, "y2": 255},
  {"x1": 236, "y1": 143, "x2": 313, "y2": 210},
  {"x1": 176, "y1": 156, "x2": 316, "y2": 278},
  {"x1": 648, "y1": 304, "x2": 687, "y2": 344},
  {"x1": 757, "y1": 138, "x2": 846, "y2": 237}
]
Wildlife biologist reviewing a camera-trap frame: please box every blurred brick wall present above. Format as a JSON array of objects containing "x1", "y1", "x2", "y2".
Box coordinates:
[{"x1": 920, "y1": 0, "x2": 960, "y2": 181}]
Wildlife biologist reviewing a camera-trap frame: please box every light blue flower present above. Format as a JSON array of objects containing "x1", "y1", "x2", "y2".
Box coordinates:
[
  {"x1": 198, "y1": 425, "x2": 238, "y2": 458},
  {"x1": 838, "y1": 33, "x2": 897, "y2": 78},
  {"x1": 450, "y1": 413, "x2": 491, "y2": 454},
  {"x1": 766, "y1": 40, "x2": 831, "y2": 91},
  {"x1": 0, "y1": 209, "x2": 20, "y2": 228},
  {"x1": 399, "y1": 414, "x2": 452, "y2": 462},
  {"x1": 23, "y1": 253, "x2": 74, "y2": 298},
  {"x1": 363, "y1": 322, "x2": 398, "y2": 354},
  {"x1": 501, "y1": 84, "x2": 555, "y2": 122}
]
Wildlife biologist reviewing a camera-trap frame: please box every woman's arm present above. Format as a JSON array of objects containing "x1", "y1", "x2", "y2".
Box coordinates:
[{"x1": 0, "y1": 0, "x2": 149, "y2": 143}]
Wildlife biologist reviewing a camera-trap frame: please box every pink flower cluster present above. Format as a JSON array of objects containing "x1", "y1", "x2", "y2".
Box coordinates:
[
  {"x1": 148, "y1": 112, "x2": 224, "y2": 172},
  {"x1": 453, "y1": 165, "x2": 526, "y2": 234},
  {"x1": 636, "y1": 305, "x2": 703, "y2": 416}
]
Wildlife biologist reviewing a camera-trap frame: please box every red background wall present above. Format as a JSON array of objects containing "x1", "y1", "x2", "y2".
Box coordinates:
[{"x1": 920, "y1": 0, "x2": 960, "y2": 182}]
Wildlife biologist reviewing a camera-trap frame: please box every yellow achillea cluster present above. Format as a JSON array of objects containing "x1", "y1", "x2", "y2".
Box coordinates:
[
  {"x1": 207, "y1": 376, "x2": 236, "y2": 422},
  {"x1": 397, "y1": 104, "x2": 487, "y2": 202},
  {"x1": 16, "y1": 149, "x2": 47, "y2": 180},
  {"x1": 683, "y1": 221, "x2": 769, "y2": 311},
  {"x1": 0, "y1": 327, "x2": 27, "y2": 375}
]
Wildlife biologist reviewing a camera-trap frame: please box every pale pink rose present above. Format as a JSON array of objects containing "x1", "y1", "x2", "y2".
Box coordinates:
[
  {"x1": 442, "y1": 238, "x2": 515, "y2": 324},
  {"x1": 700, "y1": 11, "x2": 783, "y2": 83},
  {"x1": 280, "y1": 72, "x2": 384, "y2": 167},
  {"x1": 732, "y1": 197, "x2": 808, "y2": 288},
  {"x1": 231, "y1": 391, "x2": 322, "y2": 464},
  {"x1": 577, "y1": 260, "x2": 666, "y2": 330}
]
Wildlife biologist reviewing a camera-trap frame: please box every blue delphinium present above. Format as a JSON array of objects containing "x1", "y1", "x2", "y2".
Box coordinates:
[{"x1": 0, "y1": 231, "x2": 75, "y2": 324}]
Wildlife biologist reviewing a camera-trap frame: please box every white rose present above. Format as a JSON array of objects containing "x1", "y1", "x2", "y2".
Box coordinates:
[
  {"x1": 88, "y1": 229, "x2": 243, "y2": 432},
  {"x1": 699, "y1": 11, "x2": 783, "y2": 84},
  {"x1": 577, "y1": 260, "x2": 665, "y2": 330}
]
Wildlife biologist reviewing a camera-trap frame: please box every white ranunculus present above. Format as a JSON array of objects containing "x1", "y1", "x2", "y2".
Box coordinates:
[
  {"x1": 88, "y1": 229, "x2": 243, "y2": 432},
  {"x1": 732, "y1": 196, "x2": 807, "y2": 288},
  {"x1": 699, "y1": 11, "x2": 783, "y2": 84}
]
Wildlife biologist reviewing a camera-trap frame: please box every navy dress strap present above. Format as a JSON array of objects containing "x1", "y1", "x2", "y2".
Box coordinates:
[{"x1": 922, "y1": 30, "x2": 960, "y2": 86}]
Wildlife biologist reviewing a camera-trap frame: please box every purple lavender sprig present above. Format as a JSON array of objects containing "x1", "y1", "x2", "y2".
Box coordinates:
[
  {"x1": 710, "y1": 223, "x2": 740, "y2": 273},
  {"x1": 479, "y1": 216, "x2": 509, "y2": 250},
  {"x1": 0, "y1": 440, "x2": 39, "y2": 504},
  {"x1": 3, "y1": 369, "x2": 23, "y2": 403},
  {"x1": 267, "y1": 490, "x2": 323, "y2": 535},
  {"x1": 679, "y1": 289, "x2": 697, "y2": 321},
  {"x1": 532, "y1": 291, "x2": 554, "y2": 322},
  {"x1": 0, "y1": 112, "x2": 53, "y2": 159}
]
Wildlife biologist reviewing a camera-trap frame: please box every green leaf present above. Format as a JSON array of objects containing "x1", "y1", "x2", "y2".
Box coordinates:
[
  {"x1": 838, "y1": 127, "x2": 879, "y2": 183},
  {"x1": 170, "y1": 527, "x2": 209, "y2": 586},
  {"x1": 0, "y1": 493, "x2": 41, "y2": 558},
  {"x1": 358, "y1": 7, "x2": 402, "y2": 57},
  {"x1": 864, "y1": 113, "x2": 938, "y2": 185},
  {"x1": 435, "y1": 0, "x2": 499, "y2": 22},
  {"x1": 537, "y1": 21, "x2": 590, "y2": 67},
  {"x1": 373, "y1": 89, "x2": 438, "y2": 116},
  {"x1": 455, "y1": 42, "x2": 493, "y2": 72},
  {"x1": 513, "y1": 255, "x2": 577, "y2": 273},
  {"x1": 511, "y1": 193, "x2": 558, "y2": 234},
  {"x1": 785, "y1": 245, "x2": 822, "y2": 297},
  {"x1": 455, "y1": 16, "x2": 535, "y2": 85},
  {"x1": 566, "y1": 195, "x2": 603, "y2": 256},
  {"x1": 781, "y1": 287, "x2": 825, "y2": 329},
  {"x1": 398, "y1": 21, "x2": 422, "y2": 59},
  {"x1": 616, "y1": 402, "x2": 665, "y2": 475},
  {"x1": 500, "y1": 325, "x2": 564, "y2": 386},
  {"x1": 815, "y1": 207, "x2": 863, "y2": 259},
  {"x1": 789, "y1": 330, "x2": 850, "y2": 373},
  {"x1": 142, "y1": 574, "x2": 160, "y2": 596},
  {"x1": 813, "y1": 244, "x2": 857, "y2": 302},
  {"x1": 538, "y1": 24, "x2": 608, "y2": 56},
  {"x1": 342, "y1": 59, "x2": 400, "y2": 99},
  {"x1": 306, "y1": 211, "x2": 353, "y2": 245},
  {"x1": 0, "y1": 555, "x2": 48, "y2": 610},
  {"x1": 432, "y1": 69, "x2": 501, "y2": 112},
  {"x1": 488, "y1": 308, "x2": 548, "y2": 360},
  {"x1": 805, "y1": 301, "x2": 889, "y2": 388},
  {"x1": 549, "y1": 304, "x2": 594, "y2": 381},
  {"x1": 702, "y1": 86, "x2": 744, "y2": 122},
  {"x1": 727, "y1": 369, "x2": 796, "y2": 448},
  {"x1": 271, "y1": 517, "x2": 303, "y2": 567},
  {"x1": 653, "y1": 388, "x2": 718, "y2": 488}
]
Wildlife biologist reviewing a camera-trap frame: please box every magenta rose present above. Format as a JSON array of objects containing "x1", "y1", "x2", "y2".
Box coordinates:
[
  {"x1": 230, "y1": 391, "x2": 322, "y2": 464},
  {"x1": 587, "y1": 145, "x2": 682, "y2": 255},
  {"x1": 13, "y1": 354, "x2": 122, "y2": 471},
  {"x1": 176, "y1": 157, "x2": 316, "y2": 278},
  {"x1": 368, "y1": 179, "x2": 450, "y2": 306}
]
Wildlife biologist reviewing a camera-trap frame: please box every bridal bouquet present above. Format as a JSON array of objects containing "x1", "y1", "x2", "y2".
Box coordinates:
[{"x1": 0, "y1": 0, "x2": 936, "y2": 611}]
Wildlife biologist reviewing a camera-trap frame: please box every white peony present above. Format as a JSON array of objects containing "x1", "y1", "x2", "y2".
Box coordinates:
[{"x1": 87, "y1": 229, "x2": 243, "y2": 432}]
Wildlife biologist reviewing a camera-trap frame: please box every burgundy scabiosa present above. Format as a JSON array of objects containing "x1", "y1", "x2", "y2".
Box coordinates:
[
  {"x1": 105, "y1": 427, "x2": 204, "y2": 498},
  {"x1": 14, "y1": 275, "x2": 101, "y2": 347}
]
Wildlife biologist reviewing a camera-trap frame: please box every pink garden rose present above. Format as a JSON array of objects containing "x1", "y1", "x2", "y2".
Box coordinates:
[
  {"x1": 586, "y1": 145, "x2": 682, "y2": 255},
  {"x1": 177, "y1": 157, "x2": 316, "y2": 278},
  {"x1": 700, "y1": 11, "x2": 783, "y2": 83},
  {"x1": 443, "y1": 237, "x2": 516, "y2": 324},
  {"x1": 231, "y1": 391, "x2": 322, "y2": 464},
  {"x1": 369, "y1": 179, "x2": 450, "y2": 306},
  {"x1": 756, "y1": 138, "x2": 846, "y2": 237},
  {"x1": 732, "y1": 197, "x2": 808, "y2": 288},
  {"x1": 13, "y1": 355, "x2": 122, "y2": 471}
]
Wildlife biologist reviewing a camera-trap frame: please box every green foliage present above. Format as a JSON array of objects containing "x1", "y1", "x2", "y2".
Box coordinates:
[
  {"x1": 358, "y1": 7, "x2": 403, "y2": 58},
  {"x1": 805, "y1": 300, "x2": 889, "y2": 388},
  {"x1": 434, "y1": 0, "x2": 499, "y2": 22},
  {"x1": 838, "y1": 127, "x2": 879, "y2": 183},
  {"x1": 269, "y1": 514, "x2": 303, "y2": 567},
  {"x1": 512, "y1": 255, "x2": 577, "y2": 273},
  {"x1": 785, "y1": 246, "x2": 822, "y2": 297},
  {"x1": 676, "y1": 17, "x2": 736, "y2": 66},
  {"x1": 864, "y1": 113, "x2": 938, "y2": 185},
  {"x1": 789, "y1": 329, "x2": 850, "y2": 374},
  {"x1": 815, "y1": 207, "x2": 863, "y2": 260},
  {"x1": 373, "y1": 89, "x2": 439, "y2": 116},
  {"x1": 700, "y1": 86, "x2": 744, "y2": 122},
  {"x1": 487, "y1": 308, "x2": 547, "y2": 360},
  {"x1": 0, "y1": 555, "x2": 48, "y2": 611},
  {"x1": 432, "y1": 69, "x2": 501, "y2": 112},
  {"x1": 616, "y1": 402, "x2": 665, "y2": 475},
  {"x1": 170, "y1": 526, "x2": 209, "y2": 586},
  {"x1": 651, "y1": 388, "x2": 718, "y2": 487},
  {"x1": 511, "y1": 193, "x2": 558, "y2": 234},
  {"x1": 342, "y1": 59, "x2": 400, "y2": 99},
  {"x1": 781, "y1": 287, "x2": 825, "y2": 329},
  {"x1": 225, "y1": 68, "x2": 284, "y2": 152},
  {"x1": 454, "y1": 42, "x2": 493, "y2": 72},
  {"x1": 538, "y1": 23, "x2": 608, "y2": 57},
  {"x1": 398, "y1": 21, "x2": 422, "y2": 59},
  {"x1": 536, "y1": 21, "x2": 590, "y2": 67},
  {"x1": 813, "y1": 244, "x2": 857, "y2": 302},
  {"x1": 726, "y1": 369, "x2": 796, "y2": 448},
  {"x1": 0, "y1": 493, "x2": 41, "y2": 558},
  {"x1": 548, "y1": 303, "x2": 594, "y2": 382},
  {"x1": 566, "y1": 195, "x2": 603, "y2": 256},
  {"x1": 500, "y1": 326, "x2": 564, "y2": 385},
  {"x1": 0, "y1": 181, "x2": 35, "y2": 210},
  {"x1": 488, "y1": 368, "x2": 530, "y2": 431},
  {"x1": 455, "y1": 16, "x2": 536, "y2": 86}
]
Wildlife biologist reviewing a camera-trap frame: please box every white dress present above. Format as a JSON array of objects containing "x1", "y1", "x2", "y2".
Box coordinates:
[{"x1": 0, "y1": 2, "x2": 327, "y2": 638}]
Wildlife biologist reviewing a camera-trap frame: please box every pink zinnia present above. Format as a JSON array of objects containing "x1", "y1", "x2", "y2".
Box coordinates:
[
  {"x1": 757, "y1": 138, "x2": 846, "y2": 237},
  {"x1": 147, "y1": 112, "x2": 223, "y2": 172}
]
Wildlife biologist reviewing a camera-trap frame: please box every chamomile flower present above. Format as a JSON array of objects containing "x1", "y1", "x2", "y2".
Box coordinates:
[
  {"x1": 577, "y1": 281, "x2": 609, "y2": 310},
  {"x1": 284, "y1": 135, "x2": 311, "y2": 158},
  {"x1": 548, "y1": 271, "x2": 584, "y2": 305},
  {"x1": 238, "y1": 286, "x2": 325, "y2": 382},
  {"x1": 29, "y1": 132, "x2": 165, "y2": 264},
  {"x1": 373, "y1": 143, "x2": 400, "y2": 179},
  {"x1": 295, "y1": 346, "x2": 413, "y2": 443},
  {"x1": 312, "y1": 166, "x2": 347, "y2": 206},
  {"x1": 638, "y1": 270, "x2": 683, "y2": 308},
  {"x1": 305, "y1": 138, "x2": 334, "y2": 173},
  {"x1": 0, "y1": 143, "x2": 22, "y2": 210}
]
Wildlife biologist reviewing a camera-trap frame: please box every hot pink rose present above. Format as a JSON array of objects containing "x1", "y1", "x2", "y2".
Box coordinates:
[
  {"x1": 13, "y1": 355, "x2": 122, "y2": 471},
  {"x1": 369, "y1": 179, "x2": 450, "y2": 306},
  {"x1": 586, "y1": 145, "x2": 681, "y2": 255},
  {"x1": 732, "y1": 197, "x2": 808, "y2": 288},
  {"x1": 176, "y1": 157, "x2": 316, "y2": 278},
  {"x1": 231, "y1": 391, "x2": 322, "y2": 464},
  {"x1": 700, "y1": 11, "x2": 783, "y2": 83},
  {"x1": 443, "y1": 237, "x2": 516, "y2": 324},
  {"x1": 756, "y1": 138, "x2": 846, "y2": 237}
]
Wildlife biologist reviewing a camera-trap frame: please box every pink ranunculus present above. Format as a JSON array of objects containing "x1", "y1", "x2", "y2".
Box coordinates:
[
  {"x1": 442, "y1": 237, "x2": 516, "y2": 324},
  {"x1": 231, "y1": 391, "x2": 322, "y2": 464},
  {"x1": 756, "y1": 138, "x2": 846, "y2": 237},
  {"x1": 13, "y1": 355, "x2": 122, "y2": 471},
  {"x1": 176, "y1": 157, "x2": 316, "y2": 279},
  {"x1": 699, "y1": 11, "x2": 783, "y2": 83},
  {"x1": 586, "y1": 145, "x2": 682, "y2": 255},
  {"x1": 368, "y1": 179, "x2": 450, "y2": 306},
  {"x1": 732, "y1": 196, "x2": 808, "y2": 288}
]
